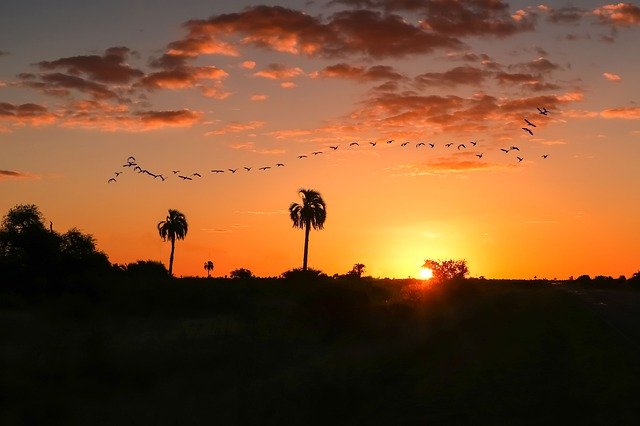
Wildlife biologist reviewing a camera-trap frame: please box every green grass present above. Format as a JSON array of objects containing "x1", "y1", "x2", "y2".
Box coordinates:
[{"x1": 1, "y1": 278, "x2": 639, "y2": 425}]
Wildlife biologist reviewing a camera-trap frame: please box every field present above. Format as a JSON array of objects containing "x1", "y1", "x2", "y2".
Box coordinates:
[{"x1": 2, "y1": 278, "x2": 639, "y2": 425}]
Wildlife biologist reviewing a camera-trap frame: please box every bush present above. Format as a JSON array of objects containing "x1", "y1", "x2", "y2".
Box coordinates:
[
  {"x1": 423, "y1": 259, "x2": 469, "y2": 283},
  {"x1": 281, "y1": 267, "x2": 327, "y2": 282},
  {"x1": 230, "y1": 268, "x2": 254, "y2": 279}
]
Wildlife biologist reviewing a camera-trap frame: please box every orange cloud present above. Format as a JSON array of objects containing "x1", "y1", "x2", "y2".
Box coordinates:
[
  {"x1": 254, "y1": 64, "x2": 305, "y2": 80},
  {"x1": 0, "y1": 102, "x2": 57, "y2": 126},
  {"x1": 602, "y1": 72, "x2": 622, "y2": 82},
  {"x1": 600, "y1": 107, "x2": 640, "y2": 119},
  {"x1": 280, "y1": 82, "x2": 297, "y2": 89},
  {"x1": 593, "y1": 3, "x2": 640, "y2": 26},
  {"x1": 206, "y1": 121, "x2": 265, "y2": 136},
  {"x1": 0, "y1": 170, "x2": 39, "y2": 181},
  {"x1": 414, "y1": 66, "x2": 489, "y2": 87},
  {"x1": 140, "y1": 66, "x2": 228, "y2": 89},
  {"x1": 311, "y1": 63, "x2": 406, "y2": 82},
  {"x1": 61, "y1": 108, "x2": 201, "y2": 132},
  {"x1": 250, "y1": 94, "x2": 268, "y2": 101},
  {"x1": 240, "y1": 60, "x2": 256, "y2": 69},
  {"x1": 388, "y1": 159, "x2": 502, "y2": 177}
]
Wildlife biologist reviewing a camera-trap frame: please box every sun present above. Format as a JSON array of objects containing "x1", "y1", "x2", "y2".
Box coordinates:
[{"x1": 419, "y1": 267, "x2": 433, "y2": 280}]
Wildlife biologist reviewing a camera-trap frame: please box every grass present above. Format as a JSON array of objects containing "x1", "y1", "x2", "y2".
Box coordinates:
[{"x1": 1, "y1": 278, "x2": 639, "y2": 425}]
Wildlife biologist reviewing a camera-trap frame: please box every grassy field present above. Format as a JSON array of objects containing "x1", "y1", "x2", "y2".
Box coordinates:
[{"x1": 2, "y1": 278, "x2": 639, "y2": 425}]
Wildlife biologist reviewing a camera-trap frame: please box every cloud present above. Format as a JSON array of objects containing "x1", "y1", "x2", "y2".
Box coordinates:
[
  {"x1": 0, "y1": 102, "x2": 57, "y2": 126},
  {"x1": 230, "y1": 141, "x2": 285, "y2": 155},
  {"x1": 388, "y1": 158, "x2": 501, "y2": 177},
  {"x1": 164, "y1": 6, "x2": 463, "y2": 60},
  {"x1": 19, "y1": 72, "x2": 120, "y2": 100},
  {"x1": 414, "y1": 66, "x2": 489, "y2": 87},
  {"x1": 280, "y1": 82, "x2": 297, "y2": 89},
  {"x1": 37, "y1": 47, "x2": 143, "y2": 84},
  {"x1": 602, "y1": 72, "x2": 622, "y2": 82},
  {"x1": 311, "y1": 63, "x2": 406, "y2": 82},
  {"x1": 254, "y1": 63, "x2": 305, "y2": 80},
  {"x1": 206, "y1": 120, "x2": 265, "y2": 136},
  {"x1": 140, "y1": 66, "x2": 228, "y2": 89},
  {"x1": 593, "y1": 3, "x2": 640, "y2": 27},
  {"x1": 600, "y1": 106, "x2": 640, "y2": 119},
  {"x1": 60, "y1": 108, "x2": 202, "y2": 131},
  {"x1": 541, "y1": 5, "x2": 587, "y2": 23},
  {"x1": 250, "y1": 94, "x2": 268, "y2": 101},
  {"x1": 240, "y1": 60, "x2": 256, "y2": 69},
  {"x1": 0, "y1": 170, "x2": 39, "y2": 181}
]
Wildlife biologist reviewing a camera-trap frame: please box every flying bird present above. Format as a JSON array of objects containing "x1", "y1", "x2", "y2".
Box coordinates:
[
  {"x1": 178, "y1": 175, "x2": 193, "y2": 180},
  {"x1": 542, "y1": 154, "x2": 548, "y2": 159},
  {"x1": 329, "y1": 145, "x2": 338, "y2": 150},
  {"x1": 537, "y1": 107, "x2": 549, "y2": 115},
  {"x1": 113, "y1": 172, "x2": 122, "y2": 177},
  {"x1": 259, "y1": 166, "x2": 271, "y2": 171},
  {"x1": 297, "y1": 155, "x2": 307, "y2": 159},
  {"x1": 312, "y1": 151, "x2": 323, "y2": 155},
  {"x1": 350, "y1": 142, "x2": 359, "y2": 146},
  {"x1": 276, "y1": 163, "x2": 285, "y2": 167},
  {"x1": 524, "y1": 118, "x2": 536, "y2": 127},
  {"x1": 123, "y1": 162, "x2": 135, "y2": 167},
  {"x1": 155, "y1": 174, "x2": 165, "y2": 181},
  {"x1": 244, "y1": 167, "x2": 252, "y2": 171},
  {"x1": 228, "y1": 169, "x2": 237, "y2": 174},
  {"x1": 369, "y1": 142, "x2": 377, "y2": 147},
  {"x1": 517, "y1": 157, "x2": 523, "y2": 162},
  {"x1": 510, "y1": 146, "x2": 520, "y2": 151},
  {"x1": 386, "y1": 140, "x2": 394, "y2": 144},
  {"x1": 522, "y1": 127, "x2": 534, "y2": 135},
  {"x1": 134, "y1": 166, "x2": 142, "y2": 172},
  {"x1": 476, "y1": 153, "x2": 483, "y2": 159},
  {"x1": 445, "y1": 143, "x2": 453, "y2": 148},
  {"x1": 211, "y1": 169, "x2": 224, "y2": 173},
  {"x1": 416, "y1": 142, "x2": 425, "y2": 147},
  {"x1": 107, "y1": 178, "x2": 117, "y2": 183},
  {"x1": 500, "y1": 148, "x2": 510, "y2": 153},
  {"x1": 401, "y1": 142, "x2": 409, "y2": 147},
  {"x1": 127, "y1": 156, "x2": 136, "y2": 162},
  {"x1": 470, "y1": 141, "x2": 477, "y2": 146},
  {"x1": 192, "y1": 172, "x2": 202, "y2": 177},
  {"x1": 457, "y1": 144, "x2": 466, "y2": 150},
  {"x1": 428, "y1": 143, "x2": 435, "y2": 148},
  {"x1": 172, "y1": 170, "x2": 180, "y2": 174}
]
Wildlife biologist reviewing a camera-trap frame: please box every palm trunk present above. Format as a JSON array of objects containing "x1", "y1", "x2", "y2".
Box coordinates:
[
  {"x1": 302, "y1": 219, "x2": 310, "y2": 271},
  {"x1": 169, "y1": 237, "x2": 175, "y2": 276}
]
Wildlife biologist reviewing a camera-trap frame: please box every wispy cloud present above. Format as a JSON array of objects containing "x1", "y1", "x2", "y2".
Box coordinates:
[
  {"x1": 602, "y1": 72, "x2": 622, "y2": 82},
  {"x1": 206, "y1": 120, "x2": 265, "y2": 136},
  {"x1": 0, "y1": 170, "x2": 39, "y2": 181},
  {"x1": 601, "y1": 106, "x2": 640, "y2": 119}
]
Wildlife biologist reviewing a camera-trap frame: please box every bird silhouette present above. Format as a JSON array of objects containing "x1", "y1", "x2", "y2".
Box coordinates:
[
  {"x1": 108, "y1": 178, "x2": 117, "y2": 183},
  {"x1": 522, "y1": 127, "x2": 533, "y2": 135},
  {"x1": 350, "y1": 142, "x2": 359, "y2": 146},
  {"x1": 445, "y1": 143, "x2": 453, "y2": 148},
  {"x1": 510, "y1": 146, "x2": 520, "y2": 151},
  {"x1": 113, "y1": 172, "x2": 122, "y2": 177},
  {"x1": 172, "y1": 170, "x2": 180, "y2": 174},
  {"x1": 259, "y1": 166, "x2": 271, "y2": 170},
  {"x1": 386, "y1": 140, "x2": 394, "y2": 144},
  {"x1": 476, "y1": 153, "x2": 483, "y2": 159},
  {"x1": 312, "y1": 151, "x2": 323, "y2": 155},
  {"x1": 178, "y1": 175, "x2": 193, "y2": 180},
  {"x1": 470, "y1": 141, "x2": 477, "y2": 146},
  {"x1": 370, "y1": 142, "x2": 377, "y2": 147},
  {"x1": 516, "y1": 157, "x2": 523, "y2": 162},
  {"x1": 542, "y1": 154, "x2": 548, "y2": 159},
  {"x1": 127, "y1": 156, "x2": 136, "y2": 162},
  {"x1": 500, "y1": 148, "x2": 510, "y2": 153},
  {"x1": 416, "y1": 142, "x2": 425, "y2": 147},
  {"x1": 123, "y1": 162, "x2": 135, "y2": 167},
  {"x1": 524, "y1": 118, "x2": 536, "y2": 127},
  {"x1": 457, "y1": 144, "x2": 466, "y2": 150},
  {"x1": 401, "y1": 142, "x2": 409, "y2": 147},
  {"x1": 143, "y1": 170, "x2": 156, "y2": 177},
  {"x1": 276, "y1": 163, "x2": 285, "y2": 167},
  {"x1": 329, "y1": 145, "x2": 338, "y2": 150},
  {"x1": 428, "y1": 143, "x2": 435, "y2": 148},
  {"x1": 228, "y1": 169, "x2": 237, "y2": 174},
  {"x1": 134, "y1": 166, "x2": 142, "y2": 172},
  {"x1": 192, "y1": 172, "x2": 202, "y2": 177},
  {"x1": 211, "y1": 169, "x2": 224, "y2": 173},
  {"x1": 297, "y1": 155, "x2": 307, "y2": 159},
  {"x1": 155, "y1": 174, "x2": 165, "y2": 181},
  {"x1": 244, "y1": 167, "x2": 252, "y2": 171},
  {"x1": 537, "y1": 107, "x2": 549, "y2": 115}
]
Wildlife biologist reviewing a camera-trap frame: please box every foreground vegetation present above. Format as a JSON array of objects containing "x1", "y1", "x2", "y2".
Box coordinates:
[{"x1": 2, "y1": 275, "x2": 640, "y2": 425}]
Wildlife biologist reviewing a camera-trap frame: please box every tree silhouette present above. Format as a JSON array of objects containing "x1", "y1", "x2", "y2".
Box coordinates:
[
  {"x1": 230, "y1": 268, "x2": 254, "y2": 279},
  {"x1": 423, "y1": 259, "x2": 469, "y2": 283},
  {"x1": 204, "y1": 260, "x2": 214, "y2": 278},
  {"x1": 289, "y1": 189, "x2": 326, "y2": 271},
  {"x1": 351, "y1": 263, "x2": 366, "y2": 278},
  {"x1": 157, "y1": 209, "x2": 188, "y2": 277}
]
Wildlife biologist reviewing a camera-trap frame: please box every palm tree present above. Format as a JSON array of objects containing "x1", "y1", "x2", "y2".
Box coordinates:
[
  {"x1": 157, "y1": 209, "x2": 188, "y2": 277},
  {"x1": 204, "y1": 260, "x2": 214, "y2": 278},
  {"x1": 289, "y1": 189, "x2": 326, "y2": 271}
]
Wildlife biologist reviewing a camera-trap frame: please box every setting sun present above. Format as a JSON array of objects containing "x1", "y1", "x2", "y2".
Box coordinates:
[{"x1": 420, "y1": 268, "x2": 433, "y2": 280}]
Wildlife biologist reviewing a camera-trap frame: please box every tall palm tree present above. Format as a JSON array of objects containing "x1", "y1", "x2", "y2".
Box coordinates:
[
  {"x1": 157, "y1": 209, "x2": 188, "y2": 277},
  {"x1": 289, "y1": 189, "x2": 326, "y2": 271},
  {"x1": 204, "y1": 260, "x2": 214, "y2": 278}
]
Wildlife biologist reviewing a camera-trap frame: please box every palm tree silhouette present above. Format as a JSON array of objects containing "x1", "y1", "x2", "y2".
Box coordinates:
[
  {"x1": 289, "y1": 189, "x2": 326, "y2": 271},
  {"x1": 204, "y1": 260, "x2": 214, "y2": 278},
  {"x1": 157, "y1": 209, "x2": 188, "y2": 277}
]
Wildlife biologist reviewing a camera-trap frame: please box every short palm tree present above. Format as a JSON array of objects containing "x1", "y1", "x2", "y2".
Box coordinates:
[
  {"x1": 289, "y1": 189, "x2": 326, "y2": 271},
  {"x1": 157, "y1": 209, "x2": 188, "y2": 276},
  {"x1": 204, "y1": 260, "x2": 214, "y2": 278}
]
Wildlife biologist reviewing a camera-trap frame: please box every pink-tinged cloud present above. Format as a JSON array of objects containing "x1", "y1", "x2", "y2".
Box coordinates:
[
  {"x1": 593, "y1": 3, "x2": 640, "y2": 26},
  {"x1": 37, "y1": 47, "x2": 143, "y2": 84},
  {"x1": 206, "y1": 120, "x2": 265, "y2": 136},
  {"x1": 21, "y1": 72, "x2": 119, "y2": 100},
  {"x1": 280, "y1": 82, "x2": 297, "y2": 89},
  {"x1": 166, "y1": 37, "x2": 240, "y2": 57},
  {"x1": 388, "y1": 159, "x2": 501, "y2": 177},
  {"x1": 603, "y1": 72, "x2": 622, "y2": 82},
  {"x1": 170, "y1": 6, "x2": 463, "y2": 60},
  {"x1": 140, "y1": 66, "x2": 228, "y2": 89},
  {"x1": 240, "y1": 60, "x2": 256, "y2": 69},
  {"x1": 600, "y1": 106, "x2": 640, "y2": 119},
  {"x1": 311, "y1": 63, "x2": 406, "y2": 82},
  {"x1": 254, "y1": 64, "x2": 305, "y2": 80},
  {"x1": 0, "y1": 102, "x2": 57, "y2": 126},
  {"x1": 0, "y1": 170, "x2": 39, "y2": 181},
  {"x1": 61, "y1": 108, "x2": 201, "y2": 132},
  {"x1": 250, "y1": 94, "x2": 268, "y2": 101},
  {"x1": 414, "y1": 66, "x2": 489, "y2": 87}
]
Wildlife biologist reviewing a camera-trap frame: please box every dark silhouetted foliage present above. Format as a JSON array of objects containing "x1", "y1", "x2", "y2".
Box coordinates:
[
  {"x1": 282, "y1": 267, "x2": 328, "y2": 282},
  {"x1": 423, "y1": 258, "x2": 469, "y2": 283},
  {"x1": 289, "y1": 189, "x2": 326, "y2": 271},
  {"x1": 120, "y1": 260, "x2": 169, "y2": 280},
  {"x1": 204, "y1": 260, "x2": 214, "y2": 278},
  {"x1": 157, "y1": 209, "x2": 188, "y2": 276},
  {"x1": 230, "y1": 268, "x2": 254, "y2": 279}
]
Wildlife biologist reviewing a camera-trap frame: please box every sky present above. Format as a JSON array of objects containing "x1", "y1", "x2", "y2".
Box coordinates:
[{"x1": 1, "y1": 0, "x2": 639, "y2": 279}]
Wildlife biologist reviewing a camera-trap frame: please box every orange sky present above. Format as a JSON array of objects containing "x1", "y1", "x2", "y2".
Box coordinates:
[{"x1": 1, "y1": 0, "x2": 639, "y2": 279}]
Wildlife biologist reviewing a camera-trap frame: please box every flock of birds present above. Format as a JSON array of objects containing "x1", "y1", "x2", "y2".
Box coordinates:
[{"x1": 107, "y1": 107, "x2": 552, "y2": 184}]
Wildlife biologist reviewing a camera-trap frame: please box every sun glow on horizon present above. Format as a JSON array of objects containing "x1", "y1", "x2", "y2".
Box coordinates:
[{"x1": 420, "y1": 267, "x2": 433, "y2": 280}]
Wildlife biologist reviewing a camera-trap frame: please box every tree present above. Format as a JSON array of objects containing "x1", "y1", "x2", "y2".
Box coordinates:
[
  {"x1": 204, "y1": 260, "x2": 214, "y2": 278},
  {"x1": 1, "y1": 204, "x2": 46, "y2": 233},
  {"x1": 350, "y1": 263, "x2": 366, "y2": 278},
  {"x1": 230, "y1": 268, "x2": 253, "y2": 279},
  {"x1": 157, "y1": 209, "x2": 188, "y2": 277},
  {"x1": 289, "y1": 189, "x2": 326, "y2": 271},
  {"x1": 423, "y1": 259, "x2": 469, "y2": 283}
]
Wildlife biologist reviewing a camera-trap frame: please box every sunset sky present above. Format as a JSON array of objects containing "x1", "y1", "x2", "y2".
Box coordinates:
[{"x1": 1, "y1": 0, "x2": 639, "y2": 279}]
